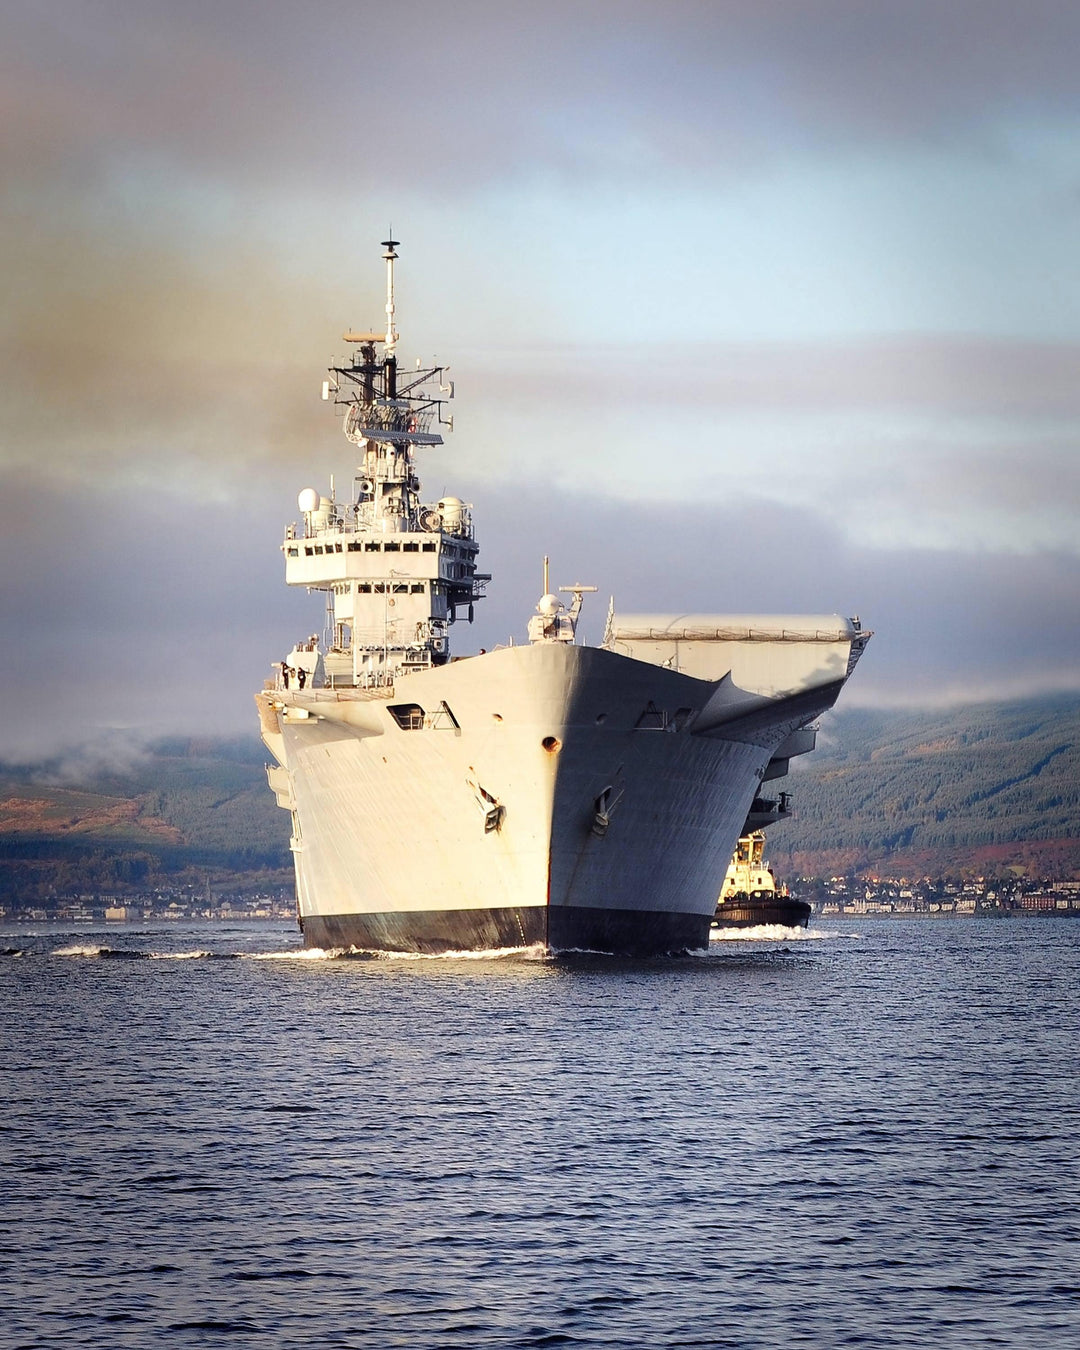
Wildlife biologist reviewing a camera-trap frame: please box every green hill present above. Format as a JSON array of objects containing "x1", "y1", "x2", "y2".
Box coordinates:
[
  {"x1": 769, "y1": 694, "x2": 1080, "y2": 878},
  {"x1": 0, "y1": 737, "x2": 290, "y2": 901}
]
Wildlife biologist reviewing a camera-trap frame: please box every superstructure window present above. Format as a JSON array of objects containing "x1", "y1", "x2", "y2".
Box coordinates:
[
  {"x1": 365, "y1": 542, "x2": 381, "y2": 552},
  {"x1": 384, "y1": 541, "x2": 400, "y2": 552},
  {"x1": 359, "y1": 583, "x2": 372, "y2": 593},
  {"x1": 403, "y1": 542, "x2": 419, "y2": 552},
  {"x1": 287, "y1": 548, "x2": 298, "y2": 557},
  {"x1": 422, "y1": 542, "x2": 437, "y2": 552},
  {"x1": 393, "y1": 584, "x2": 408, "y2": 594},
  {"x1": 410, "y1": 583, "x2": 424, "y2": 594}
]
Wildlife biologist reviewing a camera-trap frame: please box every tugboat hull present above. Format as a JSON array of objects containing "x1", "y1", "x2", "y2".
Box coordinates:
[{"x1": 713, "y1": 893, "x2": 812, "y2": 929}]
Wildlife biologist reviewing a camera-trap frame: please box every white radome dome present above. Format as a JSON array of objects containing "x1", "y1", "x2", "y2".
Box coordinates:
[{"x1": 297, "y1": 487, "x2": 320, "y2": 514}]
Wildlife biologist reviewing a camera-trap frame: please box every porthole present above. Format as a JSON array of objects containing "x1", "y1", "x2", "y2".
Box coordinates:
[{"x1": 541, "y1": 736, "x2": 560, "y2": 753}]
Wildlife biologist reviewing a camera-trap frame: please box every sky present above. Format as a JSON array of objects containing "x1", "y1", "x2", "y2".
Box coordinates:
[{"x1": 3, "y1": 0, "x2": 1080, "y2": 756}]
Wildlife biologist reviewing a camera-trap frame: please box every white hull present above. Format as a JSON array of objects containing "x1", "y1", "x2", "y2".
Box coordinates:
[{"x1": 258, "y1": 643, "x2": 839, "y2": 954}]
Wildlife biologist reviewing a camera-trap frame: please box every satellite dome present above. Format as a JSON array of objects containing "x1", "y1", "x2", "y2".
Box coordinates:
[
  {"x1": 297, "y1": 487, "x2": 319, "y2": 514},
  {"x1": 538, "y1": 593, "x2": 563, "y2": 616}
]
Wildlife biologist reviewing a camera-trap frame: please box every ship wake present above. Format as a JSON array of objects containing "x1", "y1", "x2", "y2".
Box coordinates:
[{"x1": 708, "y1": 924, "x2": 861, "y2": 942}]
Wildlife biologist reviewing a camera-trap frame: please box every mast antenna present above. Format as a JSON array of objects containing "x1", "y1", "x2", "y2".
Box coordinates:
[{"x1": 382, "y1": 233, "x2": 400, "y2": 353}]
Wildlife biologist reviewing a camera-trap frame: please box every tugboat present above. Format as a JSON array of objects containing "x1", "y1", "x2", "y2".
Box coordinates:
[{"x1": 713, "y1": 830, "x2": 811, "y2": 929}]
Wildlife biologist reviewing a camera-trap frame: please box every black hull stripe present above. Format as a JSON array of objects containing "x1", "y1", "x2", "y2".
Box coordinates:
[{"x1": 302, "y1": 905, "x2": 711, "y2": 957}]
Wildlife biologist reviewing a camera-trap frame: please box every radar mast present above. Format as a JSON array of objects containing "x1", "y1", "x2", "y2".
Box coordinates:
[{"x1": 279, "y1": 240, "x2": 488, "y2": 689}]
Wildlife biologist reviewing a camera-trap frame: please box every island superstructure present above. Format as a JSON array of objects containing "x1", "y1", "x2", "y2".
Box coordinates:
[{"x1": 256, "y1": 240, "x2": 871, "y2": 955}]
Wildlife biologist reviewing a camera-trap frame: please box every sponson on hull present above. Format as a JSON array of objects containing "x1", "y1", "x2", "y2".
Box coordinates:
[{"x1": 256, "y1": 240, "x2": 871, "y2": 956}]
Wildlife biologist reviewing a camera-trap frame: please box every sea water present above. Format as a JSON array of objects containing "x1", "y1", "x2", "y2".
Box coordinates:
[{"x1": 1, "y1": 918, "x2": 1077, "y2": 1348}]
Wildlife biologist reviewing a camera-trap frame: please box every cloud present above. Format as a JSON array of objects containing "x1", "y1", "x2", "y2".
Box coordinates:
[
  {"x1": 5, "y1": 2, "x2": 1080, "y2": 198},
  {"x1": 4, "y1": 2, "x2": 1080, "y2": 754},
  {"x1": 3, "y1": 463, "x2": 1078, "y2": 756},
  {"x1": 465, "y1": 334, "x2": 1080, "y2": 418},
  {"x1": 451, "y1": 337, "x2": 1080, "y2": 553},
  {"x1": 472, "y1": 481, "x2": 1080, "y2": 709}
]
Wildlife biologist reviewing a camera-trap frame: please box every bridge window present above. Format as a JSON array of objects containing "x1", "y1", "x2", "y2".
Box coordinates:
[
  {"x1": 359, "y1": 583, "x2": 371, "y2": 593},
  {"x1": 348, "y1": 541, "x2": 361, "y2": 551},
  {"x1": 403, "y1": 542, "x2": 419, "y2": 552},
  {"x1": 410, "y1": 583, "x2": 424, "y2": 594},
  {"x1": 422, "y1": 542, "x2": 437, "y2": 552},
  {"x1": 287, "y1": 548, "x2": 298, "y2": 557}
]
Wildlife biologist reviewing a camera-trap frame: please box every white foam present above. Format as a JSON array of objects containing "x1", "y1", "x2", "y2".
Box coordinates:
[
  {"x1": 52, "y1": 944, "x2": 108, "y2": 957},
  {"x1": 369, "y1": 941, "x2": 549, "y2": 962},
  {"x1": 148, "y1": 950, "x2": 213, "y2": 960},
  {"x1": 709, "y1": 924, "x2": 861, "y2": 942},
  {"x1": 247, "y1": 947, "x2": 344, "y2": 960}
]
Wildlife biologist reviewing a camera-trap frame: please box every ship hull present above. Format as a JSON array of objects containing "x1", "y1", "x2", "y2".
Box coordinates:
[
  {"x1": 302, "y1": 904, "x2": 709, "y2": 956},
  {"x1": 713, "y1": 896, "x2": 812, "y2": 929},
  {"x1": 259, "y1": 643, "x2": 827, "y2": 957}
]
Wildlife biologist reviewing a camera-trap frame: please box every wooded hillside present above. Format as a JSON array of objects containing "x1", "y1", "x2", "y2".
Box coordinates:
[{"x1": 770, "y1": 695, "x2": 1080, "y2": 877}]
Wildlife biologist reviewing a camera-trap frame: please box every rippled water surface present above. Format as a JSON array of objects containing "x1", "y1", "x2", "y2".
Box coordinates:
[{"x1": 2, "y1": 918, "x2": 1078, "y2": 1348}]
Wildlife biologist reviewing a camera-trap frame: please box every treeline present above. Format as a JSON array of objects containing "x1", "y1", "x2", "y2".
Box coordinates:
[{"x1": 770, "y1": 695, "x2": 1080, "y2": 875}]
